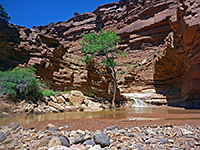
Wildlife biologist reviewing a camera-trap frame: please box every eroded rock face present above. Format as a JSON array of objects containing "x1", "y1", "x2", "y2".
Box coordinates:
[
  {"x1": 154, "y1": 0, "x2": 200, "y2": 108},
  {"x1": 0, "y1": 0, "x2": 199, "y2": 107}
]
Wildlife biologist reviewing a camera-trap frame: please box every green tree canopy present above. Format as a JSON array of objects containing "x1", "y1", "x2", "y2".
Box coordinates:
[
  {"x1": 81, "y1": 29, "x2": 126, "y2": 107},
  {"x1": 0, "y1": 4, "x2": 11, "y2": 21}
]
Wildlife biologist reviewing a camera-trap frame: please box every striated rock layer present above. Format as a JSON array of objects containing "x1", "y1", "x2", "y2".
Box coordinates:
[{"x1": 0, "y1": 0, "x2": 200, "y2": 108}]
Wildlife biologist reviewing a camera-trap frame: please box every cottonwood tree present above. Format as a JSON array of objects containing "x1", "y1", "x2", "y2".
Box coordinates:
[{"x1": 81, "y1": 29, "x2": 126, "y2": 107}]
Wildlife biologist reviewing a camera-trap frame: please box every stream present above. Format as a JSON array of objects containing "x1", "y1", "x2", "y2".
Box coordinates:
[{"x1": 1, "y1": 107, "x2": 200, "y2": 127}]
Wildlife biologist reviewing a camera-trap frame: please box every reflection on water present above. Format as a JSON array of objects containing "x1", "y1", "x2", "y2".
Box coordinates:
[{"x1": 0, "y1": 107, "x2": 200, "y2": 127}]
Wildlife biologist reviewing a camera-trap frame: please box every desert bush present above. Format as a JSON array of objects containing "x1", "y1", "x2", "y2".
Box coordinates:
[{"x1": 0, "y1": 66, "x2": 43, "y2": 100}]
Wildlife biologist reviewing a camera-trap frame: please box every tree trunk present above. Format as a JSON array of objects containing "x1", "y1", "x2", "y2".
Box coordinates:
[{"x1": 111, "y1": 68, "x2": 117, "y2": 108}]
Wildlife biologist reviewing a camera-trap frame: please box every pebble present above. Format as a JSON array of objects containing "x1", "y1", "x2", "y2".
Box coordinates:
[
  {"x1": 83, "y1": 140, "x2": 96, "y2": 146},
  {"x1": 0, "y1": 132, "x2": 6, "y2": 142},
  {"x1": 89, "y1": 145, "x2": 102, "y2": 150},
  {"x1": 93, "y1": 134, "x2": 110, "y2": 147},
  {"x1": 48, "y1": 127, "x2": 60, "y2": 132},
  {"x1": 8, "y1": 122, "x2": 20, "y2": 130},
  {"x1": 0, "y1": 124, "x2": 199, "y2": 149},
  {"x1": 59, "y1": 136, "x2": 70, "y2": 146}
]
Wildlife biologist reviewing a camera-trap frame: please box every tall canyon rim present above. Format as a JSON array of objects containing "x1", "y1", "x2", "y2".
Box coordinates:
[{"x1": 0, "y1": 0, "x2": 200, "y2": 108}]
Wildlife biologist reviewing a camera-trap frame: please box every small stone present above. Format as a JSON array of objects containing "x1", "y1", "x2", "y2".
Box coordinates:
[
  {"x1": 106, "y1": 125, "x2": 119, "y2": 131},
  {"x1": 75, "y1": 136, "x2": 85, "y2": 144},
  {"x1": 121, "y1": 146, "x2": 128, "y2": 150},
  {"x1": 89, "y1": 145, "x2": 102, "y2": 150},
  {"x1": 93, "y1": 134, "x2": 110, "y2": 147},
  {"x1": 116, "y1": 129, "x2": 126, "y2": 134},
  {"x1": 77, "y1": 129, "x2": 85, "y2": 135},
  {"x1": 59, "y1": 136, "x2": 70, "y2": 146},
  {"x1": 116, "y1": 143, "x2": 124, "y2": 148},
  {"x1": 48, "y1": 136, "x2": 61, "y2": 147},
  {"x1": 48, "y1": 145, "x2": 69, "y2": 150},
  {"x1": 56, "y1": 96, "x2": 66, "y2": 103},
  {"x1": 83, "y1": 140, "x2": 95, "y2": 146},
  {"x1": 69, "y1": 137, "x2": 76, "y2": 145},
  {"x1": 62, "y1": 94, "x2": 69, "y2": 100},
  {"x1": 180, "y1": 128, "x2": 193, "y2": 135},
  {"x1": 163, "y1": 123, "x2": 173, "y2": 128},
  {"x1": 50, "y1": 96, "x2": 57, "y2": 103},
  {"x1": 25, "y1": 127, "x2": 35, "y2": 131},
  {"x1": 8, "y1": 122, "x2": 20, "y2": 130},
  {"x1": 94, "y1": 130, "x2": 103, "y2": 135},
  {"x1": 194, "y1": 142, "x2": 200, "y2": 146},
  {"x1": 168, "y1": 139, "x2": 174, "y2": 143},
  {"x1": 48, "y1": 127, "x2": 60, "y2": 132},
  {"x1": 0, "y1": 132, "x2": 6, "y2": 142},
  {"x1": 46, "y1": 123, "x2": 55, "y2": 129},
  {"x1": 103, "y1": 148, "x2": 112, "y2": 150},
  {"x1": 84, "y1": 135, "x2": 91, "y2": 140},
  {"x1": 160, "y1": 139, "x2": 168, "y2": 144}
]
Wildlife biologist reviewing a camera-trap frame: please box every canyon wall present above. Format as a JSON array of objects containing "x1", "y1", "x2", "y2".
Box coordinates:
[{"x1": 0, "y1": 0, "x2": 199, "y2": 108}]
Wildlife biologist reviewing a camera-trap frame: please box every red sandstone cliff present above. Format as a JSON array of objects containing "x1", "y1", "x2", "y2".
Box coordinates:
[{"x1": 0, "y1": 0, "x2": 199, "y2": 108}]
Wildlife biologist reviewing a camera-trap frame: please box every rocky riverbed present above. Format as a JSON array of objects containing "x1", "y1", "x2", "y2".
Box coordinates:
[{"x1": 0, "y1": 122, "x2": 199, "y2": 150}]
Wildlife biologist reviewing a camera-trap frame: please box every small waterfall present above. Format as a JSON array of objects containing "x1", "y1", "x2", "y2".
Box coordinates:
[{"x1": 132, "y1": 98, "x2": 148, "y2": 107}]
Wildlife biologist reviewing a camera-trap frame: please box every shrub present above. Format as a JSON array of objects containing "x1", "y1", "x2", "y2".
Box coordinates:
[
  {"x1": 49, "y1": 22, "x2": 55, "y2": 25},
  {"x1": 0, "y1": 66, "x2": 43, "y2": 100},
  {"x1": 68, "y1": 101, "x2": 73, "y2": 106},
  {"x1": 42, "y1": 89, "x2": 71, "y2": 97},
  {"x1": 89, "y1": 91, "x2": 95, "y2": 97},
  {"x1": 42, "y1": 89, "x2": 55, "y2": 97}
]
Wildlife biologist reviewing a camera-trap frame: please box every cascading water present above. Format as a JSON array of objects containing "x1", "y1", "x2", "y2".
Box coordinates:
[
  {"x1": 122, "y1": 93, "x2": 149, "y2": 107},
  {"x1": 132, "y1": 98, "x2": 148, "y2": 107}
]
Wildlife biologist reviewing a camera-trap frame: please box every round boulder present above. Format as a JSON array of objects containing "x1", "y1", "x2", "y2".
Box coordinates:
[{"x1": 68, "y1": 90, "x2": 85, "y2": 105}]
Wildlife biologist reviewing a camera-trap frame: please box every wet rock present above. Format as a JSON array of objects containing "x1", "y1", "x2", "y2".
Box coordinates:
[
  {"x1": 93, "y1": 134, "x2": 110, "y2": 147},
  {"x1": 83, "y1": 140, "x2": 95, "y2": 146},
  {"x1": 59, "y1": 136, "x2": 70, "y2": 146},
  {"x1": 0, "y1": 132, "x2": 6, "y2": 142},
  {"x1": 8, "y1": 122, "x2": 20, "y2": 130}
]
